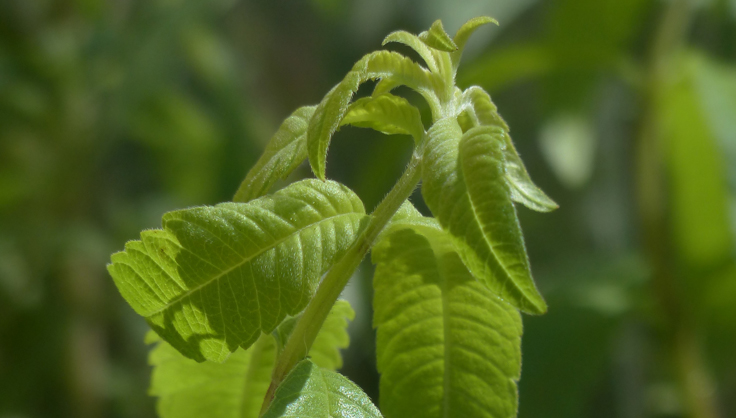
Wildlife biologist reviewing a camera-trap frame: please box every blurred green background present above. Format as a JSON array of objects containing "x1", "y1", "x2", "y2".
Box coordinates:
[{"x1": 1, "y1": 0, "x2": 735, "y2": 417}]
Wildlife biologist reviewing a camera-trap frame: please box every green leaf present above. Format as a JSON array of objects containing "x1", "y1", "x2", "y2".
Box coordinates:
[
  {"x1": 421, "y1": 118, "x2": 547, "y2": 314},
  {"x1": 272, "y1": 299, "x2": 355, "y2": 370},
  {"x1": 461, "y1": 87, "x2": 558, "y2": 212},
  {"x1": 419, "y1": 20, "x2": 457, "y2": 52},
  {"x1": 262, "y1": 359, "x2": 383, "y2": 418},
  {"x1": 233, "y1": 106, "x2": 316, "y2": 203},
  {"x1": 147, "y1": 300, "x2": 355, "y2": 418},
  {"x1": 451, "y1": 16, "x2": 498, "y2": 73},
  {"x1": 372, "y1": 222, "x2": 522, "y2": 418},
  {"x1": 108, "y1": 179, "x2": 366, "y2": 362},
  {"x1": 340, "y1": 93, "x2": 425, "y2": 144},
  {"x1": 149, "y1": 333, "x2": 276, "y2": 418},
  {"x1": 308, "y1": 50, "x2": 441, "y2": 179},
  {"x1": 383, "y1": 30, "x2": 439, "y2": 74}
]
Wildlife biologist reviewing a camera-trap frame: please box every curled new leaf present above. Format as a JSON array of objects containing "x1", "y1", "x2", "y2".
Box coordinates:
[
  {"x1": 461, "y1": 87, "x2": 558, "y2": 212},
  {"x1": 451, "y1": 16, "x2": 499, "y2": 73},
  {"x1": 421, "y1": 118, "x2": 547, "y2": 314},
  {"x1": 373, "y1": 220, "x2": 522, "y2": 418},
  {"x1": 108, "y1": 179, "x2": 366, "y2": 362},
  {"x1": 383, "y1": 30, "x2": 439, "y2": 73},
  {"x1": 262, "y1": 359, "x2": 383, "y2": 418},
  {"x1": 233, "y1": 106, "x2": 316, "y2": 203},
  {"x1": 340, "y1": 93, "x2": 425, "y2": 144},
  {"x1": 307, "y1": 50, "x2": 442, "y2": 179},
  {"x1": 419, "y1": 19, "x2": 457, "y2": 52}
]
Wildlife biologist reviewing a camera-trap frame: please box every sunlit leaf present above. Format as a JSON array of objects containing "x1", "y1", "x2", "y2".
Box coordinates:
[
  {"x1": 451, "y1": 16, "x2": 498, "y2": 73},
  {"x1": 233, "y1": 106, "x2": 316, "y2": 203},
  {"x1": 108, "y1": 179, "x2": 366, "y2": 362},
  {"x1": 308, "y1": 50, "x2": 442, "y2": 179},
  {"x1": 147, "y1": 300, "x2": 355, "y2": 418},
  {"x1": 261, "y1": 359, "x2": 383, "y2": 418},
  {"x1": 421, "y1": 118, "x2": 546, "y2": 314},
  {"x1": 419, "y1": 20, "x2": 457, "y2": 52},
  {"x1": 340, "y1": 93, "x2": 425, "y2": 144},
  {"x1": 373, "y1": 221, "x2": 522, "y2": 418}
]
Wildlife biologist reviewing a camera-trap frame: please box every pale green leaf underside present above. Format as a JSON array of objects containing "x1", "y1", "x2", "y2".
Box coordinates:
[
  {"x1": 421, "y1": 118, "x2": 546, "y2": 314},
  {"x1": 233, "y1": 106, "x2": 316, "y2": 203},
  {"x1": 307, "y1": 50, "x2": 442, "y2": 179},
  {"x1": 149, "y1": 333, "x2": 275, "y2": 418},
  {"x1": 461, "y1": 87, "x2": 558, "y2": 212},
  {"x1": 273, "y1": 299, "x2": 355, "y2": 371},
  {"x1": 262, "y1": 359, "x2": 383, "y2": 418},
  {"x1": 148, "y1": 300, "x2": 356, "y2": 418},
  {"x1": 451, "y1": 16, "x2": 499, "y2": 73},
  {"x1": 340, "y1": 93, "x2": 425, "y2": 144},
  {"x1": 108, "y1": 179, "x2": 366, "y2": 362},
  {"x1": 383, "y1": 30, "x2": 439, "y2": 74},
  {"x1": 373, "y1": 221, "x2": 522, "y2": 418}
]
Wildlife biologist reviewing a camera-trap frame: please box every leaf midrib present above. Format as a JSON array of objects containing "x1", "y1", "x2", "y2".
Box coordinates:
[{"x1": 146, "y1": 211, "x2": 362, "y2": 318}]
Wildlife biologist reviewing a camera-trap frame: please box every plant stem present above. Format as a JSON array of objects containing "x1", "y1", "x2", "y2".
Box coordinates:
[
  {"x1": 259, "y1": 149, "x2": 424, "y2": 415},
  {"x1": 636, "y1": 1, "x2": 720, "y2": 417}
]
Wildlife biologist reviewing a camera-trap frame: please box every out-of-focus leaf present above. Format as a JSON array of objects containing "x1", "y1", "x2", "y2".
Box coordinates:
[
  {"x1": 373, "y1": 221, "x2": 522, "y2": 418},
  {"x1": 261, "y1": 359, "x2": 383, "y2": 418},
  {"x1": 421, "y1": 118, "x2": 546, "y2": 314},
  {"x1": 539, "y1": 113, "x2": 597, "y2": 189},
  {"x1": 108, "y1": 179, "x2": 366, "y2": 362},
  {"x1": 233, "y1": 106, "x2": 316, "y2": 203}
]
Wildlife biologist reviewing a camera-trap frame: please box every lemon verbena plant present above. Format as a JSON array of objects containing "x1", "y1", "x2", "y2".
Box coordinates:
[{"x1": 107, "y1": 17, "x2": 557, "y2": 418}]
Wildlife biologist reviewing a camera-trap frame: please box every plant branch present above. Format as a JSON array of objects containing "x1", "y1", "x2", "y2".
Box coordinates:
[{"x1": 259, "y1": 147, "x2": 424, "y2": 415}]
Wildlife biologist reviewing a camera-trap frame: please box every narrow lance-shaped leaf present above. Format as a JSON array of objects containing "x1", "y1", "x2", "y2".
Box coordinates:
[
  {"x1": 421, "y1": 118, "x2": 546, "y2": 314},
  {"x1": 262, "y1": 359, "x2": 383, "y2": 418},
  {"x1": 419, "y1": 19, "x2": 457, "y2": 52},
  {"x1": 147, "y1": 300, "x2": 356, "y2": 418},
  {"x1": 462, "y1": 87, "x2": 558, "y2": 212},
  {"x1": 307, "y1": 50, "x2": 442, "y2": 179},
  {"x1": 383, "y1": 30, "x2": 439, "y2": 73},
  {"x1": 340, "y1": 93, "x2": 425, "y2": 144},
  {"x1": 451, "y1": 16, "x2": 499, "y2": 74},
  {"x1": 373, "y1": 219, "x2": 522, "y2": 418},
  {"x1": 108, "y1": 179, "x2": 366, "y2": 362},
  {"x1": 233, "y1": 106, "x2": 316, "y2": 203}
]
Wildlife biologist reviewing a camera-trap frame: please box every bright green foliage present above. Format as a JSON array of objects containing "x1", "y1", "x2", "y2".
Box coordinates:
[
  {"x1": 108, "y1": 179, "x2": 366, "y2": 362},
  {"x1": 147, "y1": 300, "x2": 355, "y2": 418},
  {"x1": 262, "y1": 359, "x2": 383, "y2": 418},
  {"x1": 421, "y1": 119, "x2": 547, "y2": 314},
  {"x1": 108, "y1": 16, "x2": 556, "y2": 417},
  {"x1": 233, "y1": 106, "x2": 316, "y2": 203},
  {"x1": 373, "y1": 218, "x2": 522, "y2": 418}
]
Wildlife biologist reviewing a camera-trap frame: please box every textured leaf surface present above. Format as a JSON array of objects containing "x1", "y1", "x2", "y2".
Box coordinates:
[
  {"x1": 461, "y1": 87, "x2": 557, "y2": 212},
  {"x1": 451, "y1": 16, "x2": 498, "y2": 72},
  {"x1": 421, "y1": 118, "x2": 546, "y2": 314},
  {"x1": 383, "y1": 30, "x2": 439, "y2": 73},
  {"x1": 419, "y1": 20, "x2": 457, "y2": 52},
  {"x1": 307, "y1": 50, "x2": 442, "y2": 179},
  {"x1": 340, "y1": 93, "x2": 425, "y2": 144},
  {"x1": 148, "y1": 300, "x2": 355, "y2": 418},
  {"x1": 108, "y1": 179, "x2": 366, "y2": 362},
  {"x1": 233, "y1": 106, "x2": 316, "y2": 203},
  {"x1": 262, "y1": 359, "x2": 383, "y2": 418},
  {"x1": 373, "y1": 221, "x2": 522, "y2": 418},
  {"x1": 273, "y1": 299, "x2": 355, "y2": 371}
]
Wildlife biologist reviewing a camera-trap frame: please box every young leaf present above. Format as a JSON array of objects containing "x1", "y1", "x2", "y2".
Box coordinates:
[
  {"x1": 451, "y1": 16, "x2": 499, "y2": 72},
  {"x1": 307, "y1": 50, "x2": 442, "y2": 179},
  {"x1": 261, "y1": 359, "x2": 383, "y2": 418},
  {"x1": 147, "y1": 300, "x2": 355, "y2": 418},
  {"x1": 149, "y1": 333, "x2": 276, "y2": 418},
  {"x1": 461, "y1": 87, "x2": 558, "y2": 212},
  {"x1": 383, "y1": 30, "x2": 439, "y2": 73},
  {"x1": 421, "y1": 118, "x2": 547, "y2": 314},
  {"x1": 233, "y1": 106, "x2": 316, "y2": 203},
  {"x1": 373, "y1": 222, "x2": 522, "y2": 418},
  {"x1": 340, "y1": 93, "x2": 425, "y2": 144},
  {"x1": 107, "y1": 179, "x2": 366, "y2": 362},
  {"x1": 272, "y1": 299, "x2": 355, "y2": 370},
  {"x1": 418, "y1": 20, "x2": 457, "y2": 52}
]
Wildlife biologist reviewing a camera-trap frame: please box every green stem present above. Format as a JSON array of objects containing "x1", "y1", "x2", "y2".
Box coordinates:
[{"x1": 259, "y1": 148, "x2": 424, "y2": 415}]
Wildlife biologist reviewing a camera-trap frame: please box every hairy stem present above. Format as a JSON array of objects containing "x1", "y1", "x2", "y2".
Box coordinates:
[{"x1": 259, "y1": 148, "x2": 424, "y2": 415}]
